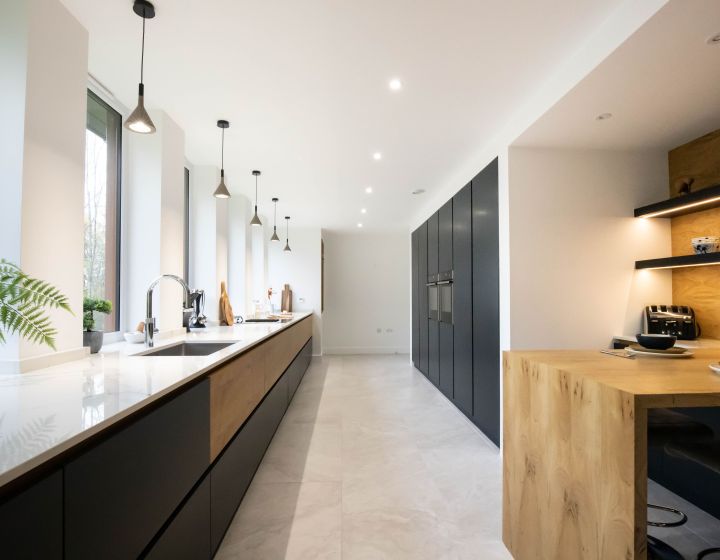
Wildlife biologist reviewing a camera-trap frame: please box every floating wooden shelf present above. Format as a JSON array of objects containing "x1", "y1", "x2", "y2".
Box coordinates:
[
  {"x1": 636, "y1": 252, "x2": 720, "y2": 270},
  {"x1": 634, "y1": 184, "x2": 720, "y2": 218}
]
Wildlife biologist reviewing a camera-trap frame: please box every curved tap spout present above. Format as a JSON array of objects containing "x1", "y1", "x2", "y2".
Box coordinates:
[{"x1": 145, "y1": 274, "x2": 192, "y2": 347}]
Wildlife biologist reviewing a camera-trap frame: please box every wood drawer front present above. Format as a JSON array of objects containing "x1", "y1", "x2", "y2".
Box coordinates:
[
  {"x1": 64, "y1": 381, "x2": 209, "y2": 560},
  {"x1": 264, "y1": 317, "x2": 312, "y2": 391},
  {"x1": 209, "y1": 344, "x2": 266, "y2": 461}
]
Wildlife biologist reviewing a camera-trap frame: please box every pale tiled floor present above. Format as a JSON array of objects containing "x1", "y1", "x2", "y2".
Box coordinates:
[{"x1": 215, "y1": 354, "x2": 511, "y2": 560}]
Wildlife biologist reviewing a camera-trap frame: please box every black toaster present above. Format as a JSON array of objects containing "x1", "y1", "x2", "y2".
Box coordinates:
[{"x1": 644, "y1": 305, "x2": 700, "y2": 340}]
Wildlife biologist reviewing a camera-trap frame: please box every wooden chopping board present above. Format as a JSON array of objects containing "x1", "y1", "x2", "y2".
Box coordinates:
[
  {"x1": 219, "y1": 281, "x2": 234, "y2": 325},
  {"x1": 281, "y1": 284, "x2": 292, "y2": 312}
]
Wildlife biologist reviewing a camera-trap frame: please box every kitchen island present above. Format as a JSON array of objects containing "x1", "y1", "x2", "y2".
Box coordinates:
[
  {"x1": 0, "y1": 312, "x2": 313, "y2": 559},
  {"x1": 503, "y1": 349, "x2": 720, "y2": 560}
]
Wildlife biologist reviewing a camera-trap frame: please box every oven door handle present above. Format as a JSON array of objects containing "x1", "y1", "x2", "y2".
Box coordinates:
[{"x1": 436, "y1": 280, "x2": 453, "y2": 285}]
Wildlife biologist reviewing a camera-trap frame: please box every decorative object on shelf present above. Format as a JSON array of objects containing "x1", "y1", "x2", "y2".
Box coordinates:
[
  {"x1": 635, "y1": 183, "x2": 720, "y2": 218},
  {"x1": 270, "y1": 198, "x2": 280, "y2": 241},
  {"x1": 676, "y1": 177, "x2": 695, "y2": 196},
  {"x1": 213, "y1": 120, "x2": 231, "y2": 198},
  {"x1": 83, "y1": 297, "x2": 112, "y2": 354},
  {"x1": 267, "y1": 287, "x2": 274, "y2": 314},
  {"x1": 124, "y1": 0, "x2": 157, "y2": 134},
  {"x1": 283, "y1": 216, "x2": 291, "y2": 252},
  {"x1": 250, "y1": 170, "x2": 263, "y2": 226},
  {"x1": 219, "y1": 281, "x2": 234, "y2": 325},
  {"x1": 281, "y1": 284, "x2": 292, "y2": 312},
  {"x1": 692, "y1": 236, "x2": 720, "y2": 254},
  {"x1": 0, "y1": 260, "x2": 72, "y2": 350}
]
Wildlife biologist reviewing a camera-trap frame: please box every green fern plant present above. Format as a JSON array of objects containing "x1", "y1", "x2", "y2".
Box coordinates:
[{"x1": 0, "y1": 260, "x2": 72, "y2": 350}]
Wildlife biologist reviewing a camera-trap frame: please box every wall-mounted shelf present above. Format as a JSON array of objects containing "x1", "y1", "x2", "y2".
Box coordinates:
[
  {"x1": 634, "y1": 184, "x2": 720, "y2": 218},
  {"x1": 636, "y1": 252, "x2": 720, "y2": 270}
]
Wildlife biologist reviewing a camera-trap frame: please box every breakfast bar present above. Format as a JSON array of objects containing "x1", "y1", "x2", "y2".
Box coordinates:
[{"x1": 503, "y1": 349, "x2": 720, "y2": 560}]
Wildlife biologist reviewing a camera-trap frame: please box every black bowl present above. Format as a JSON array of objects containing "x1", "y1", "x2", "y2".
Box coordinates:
[{"x1": 636, "y1": 333, "x2": 677, "y2": 350}]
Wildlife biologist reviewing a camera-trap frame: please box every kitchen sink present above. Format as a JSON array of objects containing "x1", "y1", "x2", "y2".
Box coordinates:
[{"x1": 138, "y1": 341, "x2": 238, "y2": 357}]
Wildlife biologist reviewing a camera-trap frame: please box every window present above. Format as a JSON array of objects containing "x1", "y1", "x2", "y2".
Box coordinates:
[
  {"x1": 84, "y1": 90, "x2": 121, "y2": 332},
  {"x1": 184, "y1": 167, "x2": 190, "y2": 283}
]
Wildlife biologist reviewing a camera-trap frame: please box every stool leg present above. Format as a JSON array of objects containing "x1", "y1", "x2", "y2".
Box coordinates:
[
  {"x1": 698, "y1": 548, "x2": 720, "y2": 559},
  {"x1": 648, "y1": 535, "x2": 684, "y2": 560}
]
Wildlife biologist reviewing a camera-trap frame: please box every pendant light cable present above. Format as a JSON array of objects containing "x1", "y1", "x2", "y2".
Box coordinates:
[
  {"x1": 140, "y1": 15, "x2": 145, "y2": 83},
  {"x1": 221, "y1": 127, "x2": 224, "y2": 171}
]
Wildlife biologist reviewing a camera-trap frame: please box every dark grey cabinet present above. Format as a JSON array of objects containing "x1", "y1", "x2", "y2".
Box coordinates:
[
  {"x1": 64, "y1": 380, "x2": 210, "y2": 560},
  {"x1": 438, "y1": 200, "x2": 453, "y2": 399},
  {"x1": 427, "y1": 212, "x2": 439, "y2": 279},
  {"x1": 411, "y1": 230, "x2": 420, "y2": 368},
  {"x1": 428, "y1": 212, "x2": 440, "y2": 386},
  {"x1": 0, "y1": 470, "x2": 62, "y2": 559},
  {"x1": 146, "y1": 476, "x2": 211, "y2": 560},
  {"x1": 472, "y1": 158, "x2": 500, "y2": 446},
  {"x1": 418, "y1": 222, "x2": 429, "y2": 376},
  {"x1": 453, "y1": 183, "x2": 473, "y2": 416},
  {"x1": 438, "y1": 200, "x2": 453, "y2": 274}
]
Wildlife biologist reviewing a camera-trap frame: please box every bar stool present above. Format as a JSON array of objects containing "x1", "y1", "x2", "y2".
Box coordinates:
[
  {"x1": 647, "y1": 409, "x2": 715, "y2": 560},
  {"x1": 665, "y1": 440, "x2": 720, "y2": 559}
]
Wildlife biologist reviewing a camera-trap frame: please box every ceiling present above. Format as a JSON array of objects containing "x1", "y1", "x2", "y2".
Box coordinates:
[
  {"x1": 61, "y1": 0, "x2": 628, "y2": 231},
  {"x1": 514, "y1": 0, "x2": 720, "y2": 151}
]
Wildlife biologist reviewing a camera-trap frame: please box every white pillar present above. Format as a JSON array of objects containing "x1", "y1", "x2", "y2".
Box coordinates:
[{"x1": 0, "y1": 0, "x2": 88, "y2": 371}]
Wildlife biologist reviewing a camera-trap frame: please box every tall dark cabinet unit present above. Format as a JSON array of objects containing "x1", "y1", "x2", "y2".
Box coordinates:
[
  {"x1": 426, "y1": 212, "x2": 440, "y2": 387},
  {"x1": 411, "y1": 230, "x2": 420, "y2": 368},
  {"x1": 471, "y1": 158, "x2": 500, "y2": 445},
  {"x1": 452, "y1": 183, "x2": 473, "y2": 416},
  {"x1": 418, "y1": 222, "x2": 429, "y2": 376},
  {"x1": 438, "y1": 200, "x2": 454, "y2": 400},
  {"x1": 410, "y1": 159, "x2": 499, "y2": 446}
]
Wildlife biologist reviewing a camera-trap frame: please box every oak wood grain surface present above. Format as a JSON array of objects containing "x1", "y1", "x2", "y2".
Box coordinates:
[
  {"x1": 503, "y1": 349, "x2": 720, "y2": 560},
  {"x1": 208, "y1": 316, "x2": 312, "y2": 461}
]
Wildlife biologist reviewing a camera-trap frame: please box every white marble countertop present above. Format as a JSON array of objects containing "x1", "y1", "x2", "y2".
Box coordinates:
[
  {"x1": 613, "y1": 334, "x2": 720, "y2": 349},
  {"x1": 0, "y1": 312, "x2": 312, "y2": 488}
]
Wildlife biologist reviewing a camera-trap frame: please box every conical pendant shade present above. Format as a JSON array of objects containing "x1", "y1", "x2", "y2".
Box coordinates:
[
  {"x1": 250, "y1": 208, "x2": 262, "y2": 227},
  {"x1": 270, "y1": 228, "x2": 280, "y2": 241},
  {"x1": 250, "y1": 170, "x2": 262, "y2": 226},
  {"x1": 125, "y1": 84, "x2": 156, "y2": 133},
  {"x1": 284, "y1": 241, "x2": 291, "y2": 252},
  {"x1": 283, "y1": 216, "x2": 291, "y2": 251},
  {"x1": 270, "y1": 198, "x2": 280, "y2": 241},
  {"x1": 213, "y1": 171, "x2": 230, "y2": 199}
]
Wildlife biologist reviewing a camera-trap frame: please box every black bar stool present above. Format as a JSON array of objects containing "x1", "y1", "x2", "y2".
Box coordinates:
[
  {"x1": 665, "y1": 440, "x2": 720, "y2": 560},
  {"x1": 647, "y1": 409, "x2": 715, "y2": 560}
]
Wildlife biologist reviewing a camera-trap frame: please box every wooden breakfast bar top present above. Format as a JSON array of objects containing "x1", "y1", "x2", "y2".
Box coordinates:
[{"x1": 502, "y1": 349, "x2": 720, "y2": 560}]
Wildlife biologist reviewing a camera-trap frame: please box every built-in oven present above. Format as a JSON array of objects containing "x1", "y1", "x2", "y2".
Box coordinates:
[
  {"x1": 427, "y1": 274, "x2": 439, "y2": 321},
  {"x1": 437, "y1": 271, "x2": 453, "y2": 324}
]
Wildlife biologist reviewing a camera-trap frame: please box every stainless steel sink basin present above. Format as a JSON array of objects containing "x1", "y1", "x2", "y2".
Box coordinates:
[{"x1": 138, "y1": 341, "x2": 238, "y2": 357}]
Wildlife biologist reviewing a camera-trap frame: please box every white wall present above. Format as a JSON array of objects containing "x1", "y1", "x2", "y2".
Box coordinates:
[
  {"x1": 267, "y1": 227, "x2": 322, "y2": 354},
  {"x1": 507, "y1": 146, "x2": 672, "y2": 349},
  {"x1": 0, "y1": 0, "x2": 88, "y2": 370},
  {"x1": 323, "y1": 231, "x2": 410, "y2": 355}
]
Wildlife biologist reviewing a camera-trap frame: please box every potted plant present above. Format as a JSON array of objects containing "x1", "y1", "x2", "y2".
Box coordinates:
[
  {"x1": 0, "y1": 259, "x2": 71, "y2": 349},
  {"x1": 83, "y1": 297, "x2": 112, "y2": 354}
]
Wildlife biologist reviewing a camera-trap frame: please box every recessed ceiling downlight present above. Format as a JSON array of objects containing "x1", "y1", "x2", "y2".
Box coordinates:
[
  {"x1": 706, "y1": 32, "x2": 720, "y2": 45},
  {"x1": 373, "y1": 152, "x2": 382, "y2": 161},
  {"x1": 365, "y1": 186, "x2": 373, "y2": 194},
  {"x1": 361, "y1": 208, "x2": 367, "y2": 214},
  {"x1": 596, "y1": 112, "x2": 613, "y2": 121},
  {"x1": 357, "y1": 223, "x2": 363, "y2": 228},
  {"x1": 412, "y1": 189, "x2": 426, "y2": 195},
  {"x1": 389, "y1": 78, "x2": 402, "y2": 91}
]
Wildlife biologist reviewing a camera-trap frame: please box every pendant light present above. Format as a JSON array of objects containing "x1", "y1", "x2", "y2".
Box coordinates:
[
  {"x1": 270, "y1": 198, "x2": 280, "y2": 241},
  {"x1": 124, "y1": 0, "x2": 156, "y2": 134},
  {"x1": 213, "y1": 120, "x2": 231, "y2": 198},
  {"x1": 250, "y1": 170, "x2": 263, "y2": 227},
  {"x1": 283, "y1": 216, "x2": 291, "y2": 252}
]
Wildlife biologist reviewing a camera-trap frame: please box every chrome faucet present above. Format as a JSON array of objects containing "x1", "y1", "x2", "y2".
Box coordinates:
[{"x1": 145, "y1": 274, "x2": 193, "y2": 347}]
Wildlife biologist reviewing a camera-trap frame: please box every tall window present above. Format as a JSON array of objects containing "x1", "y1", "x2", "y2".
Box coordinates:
[{"x1": 84, "y1": 90, "x2": 121, "y2": 332}]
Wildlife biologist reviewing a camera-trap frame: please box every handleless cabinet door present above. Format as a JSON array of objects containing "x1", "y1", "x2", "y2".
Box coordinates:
[
  {"x1": 438, "y1": 199, "x2": 453, "y2": 274},
  {"x1": 418, "y1": 222, "x2": 429, "y2": 376},
  {"x1": 427, "y1": 212, "x2": 439, "y2": 278},
  {"x1": 0, "y1": 470, "x2": 62, "y2": 558},
  {"x1": 412, "y1": 229, "x2": 420, "y2": 367},
  {"x1": 472, "y1": 158, "x2": 500, "y2": 446},
  {"x1": 453, "y1": 183, "x2": 473, "y2": 416},
  {"x1": 64, "y1": 380, "x2": 210, "y2": 560}
]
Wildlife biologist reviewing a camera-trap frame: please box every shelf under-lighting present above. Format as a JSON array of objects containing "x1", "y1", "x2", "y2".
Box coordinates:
[
  {"x1": 636, "y1": 253, "x2": 720, "y2": 270},
  {"x1": 634, "y1": 184, "x2": 720, "y2": 218}
]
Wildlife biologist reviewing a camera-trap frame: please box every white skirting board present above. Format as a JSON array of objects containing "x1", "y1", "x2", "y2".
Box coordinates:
[{"x1": 323, "y1": 347, "x2": 410, "y2": 355}]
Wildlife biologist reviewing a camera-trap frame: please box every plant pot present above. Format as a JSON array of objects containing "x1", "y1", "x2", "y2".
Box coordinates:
[{"x1": 83, "y1": 330, "x2": 104, "y2": 354}]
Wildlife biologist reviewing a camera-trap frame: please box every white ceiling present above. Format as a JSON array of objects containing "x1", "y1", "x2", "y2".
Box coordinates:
[
  {"x1": 515, "y1": 0, "x2": 720, "y2": 151},
  {"x1": 61, "y1": 0, "x2": 628, "y2": 231}
]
